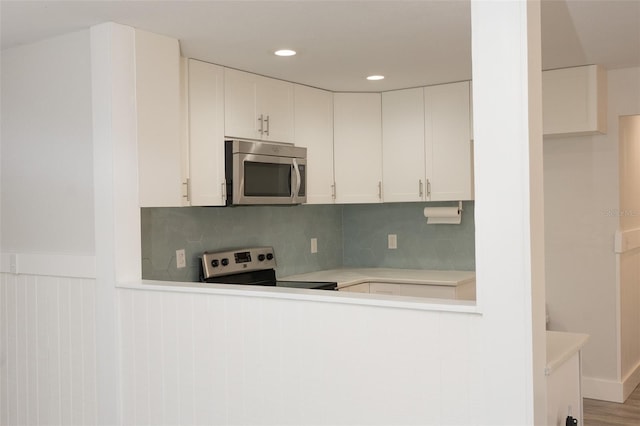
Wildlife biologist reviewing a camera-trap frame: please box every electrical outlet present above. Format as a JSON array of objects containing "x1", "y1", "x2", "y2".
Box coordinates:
[
  {"x1": 176, "y1": 249, "x2": 186, "y2": 268},
  {"x1": 311, "y1": 238, "x2": 318, "y2": 253},
  {"x1": 388, "y1": 234, "x2": 397, "y2": 249}
]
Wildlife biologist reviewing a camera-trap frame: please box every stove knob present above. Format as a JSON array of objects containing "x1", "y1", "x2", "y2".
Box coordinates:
[
  {"x1": 211, "y1": 259, "x2": 219, "y2": 268},
  {"x1": 258, "y1": 254, "x2": 266, "y2": 261},
  {"x1": 221, "y1": 258, "x2": 229, "y2": 266},
  {"x1": 266, "y1": 253, "x2": 274, "y2": 261}
]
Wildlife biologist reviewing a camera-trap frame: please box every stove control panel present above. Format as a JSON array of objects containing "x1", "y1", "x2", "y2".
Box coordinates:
[{"x1": 201, "y1": 246, "x2": 276, "y2": 279}]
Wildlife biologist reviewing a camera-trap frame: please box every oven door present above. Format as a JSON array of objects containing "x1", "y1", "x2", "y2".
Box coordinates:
[{"x1": 233, "y1": 152, "x2": 306, "y2": 205}]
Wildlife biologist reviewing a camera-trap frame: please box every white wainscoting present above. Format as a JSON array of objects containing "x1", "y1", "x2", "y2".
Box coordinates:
[
  {"x1": 0, "y1": 273, "x2": 97, "y2": 426},
  {"x1": 118, "y1": 287, "x2": 483, "y2": 425}
]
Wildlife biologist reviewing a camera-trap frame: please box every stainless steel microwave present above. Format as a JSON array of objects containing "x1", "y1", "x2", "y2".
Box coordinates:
[{"x1": 225, "y1": 139, "x2": 307, "y2": 205}]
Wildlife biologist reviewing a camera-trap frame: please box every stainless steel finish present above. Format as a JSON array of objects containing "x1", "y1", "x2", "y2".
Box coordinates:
[
  {"x1": 419, "y1": 179, "x2": 424, "y2": 197},
  {"x1": 264, "y1": 115, "x2": 270, "y2": 136},
  {"x1": 258, "y1": 114, "x2": 264, "y2": 135},
  {"x1": 427, "y1": 179, "x2": 431, "y2": 197},
  {"x1": 292, "y1": 158, "x2": 301, "y2": 203},
  {"x1": 201, "y1": 246, "x2": 276, "y2": 279},
  {"x1": 228, "y1": 139, "x2": 305, "y2": 158},
  {"x1": 182, "y1": 178, "x2": 190, "y2": 202},
  {"x1": 228, "y1": 139, "x2": 307, "y2": 205},
  {"x1": 221, "y1": 181, "x2": 227, "y2": 202},
  {"x1": 331, "y1": 183, "x2": 336, "y2": 199},
  {"x1": 378, "y1": 181, "x2": 382, "y2": 199}
]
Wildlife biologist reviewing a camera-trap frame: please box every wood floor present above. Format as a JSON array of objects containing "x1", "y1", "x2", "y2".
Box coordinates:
[{"x1": 583, "y1": 384, "x2": 640, "y2": 425}]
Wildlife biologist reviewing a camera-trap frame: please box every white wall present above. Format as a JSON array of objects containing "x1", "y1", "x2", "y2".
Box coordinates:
[
  {"x1": 544, "y1": 66, "x2": 640, "y2": 400},
  {"x1": 0, "y1": 30, "x2": 95, "y2": 255},
  {"x1": 0, "y1": 31, "x2": 99, "y2": 425}
]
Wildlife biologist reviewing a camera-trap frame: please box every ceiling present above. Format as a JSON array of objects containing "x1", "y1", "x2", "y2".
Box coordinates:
[{"x1": 1, "y1": 0, "x2": 639, "y2": 92}]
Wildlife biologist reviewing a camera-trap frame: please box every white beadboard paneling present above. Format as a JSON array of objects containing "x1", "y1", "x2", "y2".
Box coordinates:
[
  {"x1": 6, "y1": 276, "x2": 17, "y2": 426},
  {"x1": 132, "y1": 290, "x2": 151, "y2": 425},
  {"x1": 59, "y1": 279, "x2": 72, "y2": 425},
  {"x1": 117, "y1": 288, "x2": 481, "y2": 425},
  {"x1": 146, "y1": 291, "x2": 165, "y2": 426},
  {"x1": 161, "y1": 291, "x2": 181, "y2": 425},
  {"x1": 25, "y1": 276, "x2": 39, "y2": 426},
  {"x1": 81, "y1": 278, "x2": 97, "y2": 425},
  {"x1": 176, "y1": 293, "x2": 195, "y2": 426},
  {"x1": 16, "y1": 277, "x2": 28, "y2": 425},
  {"x1": 0, "y1": 274, "x2": 6, "y2": 426},
  {"x1": 119, "y1": 289, "x2": 135, "y2": 425},
  {"x1": 0, "y1": 273, "x2": 98, "y2": 426},
  {"x1": 68, "y1": 279, "x2": 84, "y2": 426}
]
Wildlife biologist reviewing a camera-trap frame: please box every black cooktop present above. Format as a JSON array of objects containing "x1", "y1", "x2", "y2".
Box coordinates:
[{"x1": 276, "y1": 280, "x2": 337, "y2": 290}]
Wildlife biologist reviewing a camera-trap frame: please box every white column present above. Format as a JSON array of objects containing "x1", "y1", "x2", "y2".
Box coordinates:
[
  {"x1": 471, "y1": 0, "x2": 547, "y2": 423},
  {"x1": 91, "y1": 21, "x2": 141, "y2": 425}
]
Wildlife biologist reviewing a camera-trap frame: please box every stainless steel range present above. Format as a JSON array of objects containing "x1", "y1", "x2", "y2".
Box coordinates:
[{"x1": 200, "y1": 246, "x2": 337, "y2": 290}]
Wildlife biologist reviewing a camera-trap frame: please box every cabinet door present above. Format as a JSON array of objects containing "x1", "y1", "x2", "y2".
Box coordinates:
[
  {"x1": 542, "y1": 65, "x2": 607, "y2": 136},
  {"x1": 257, "y1": 75, "x2": 294, "y2": 143},
  {"x1": 382, "y1": 88, "x2": 426, "y2": 202},
  {"x1": 294, "y1": 84, "x2": 334, "y2": 204},
  {"x1": 333, "y1": 93, "x2": 383, "y2": 204},
  {"x1": 187, "y1": 59, "x2": 225, "y2": 206},
  {"x1": 424, "y1": 81, "x2": 473, "y2": 201},
  {"x1": 224, "y1": 68, "x2": 258, "y2": 140},
  {"x1": 136, "y1": 29, "x2": 182, "y2": 207}
]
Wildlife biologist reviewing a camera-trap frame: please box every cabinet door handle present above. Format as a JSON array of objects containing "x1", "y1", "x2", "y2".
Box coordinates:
[
  {"x1": 378, "y1": 181, "x2": 382, "y2": 199},
  {"x1": 221, "y1": 181, "x2": 227, "y2": 203},
  {"x1": 419, "y1": 179, "x2": 424, "y2": 198},
  {"x1": 182, "y1": 178, "x2": 190, "y2": 203},
  {"x1": 331, "y1": 183, "x2": 336, "y2": 199},
  {"x1": 264, "y1": 115, "x2": 270, "y2": 136},
  {"x1": 426, "y1": 179, "x2": 431, "y2": 198},
  {"x1": 258, "y1": 114, "x2": 264, "y2": 135}
]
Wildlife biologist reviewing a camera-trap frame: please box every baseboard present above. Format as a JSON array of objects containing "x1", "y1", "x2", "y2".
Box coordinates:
[
  {"x1": 0, "y1": 252, "x2": 96, "y2": 279},
  {"x1": 622, "y1": 360, "x2": 640, "y2": 401},
  {"x1": 582, "y1": 376, "x2": 624, "y2": 403}
]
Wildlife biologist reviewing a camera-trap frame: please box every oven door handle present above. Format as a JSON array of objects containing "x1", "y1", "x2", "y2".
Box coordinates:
[{"x1": 292, "y1": 159, "x2": 301, "y2": 202}]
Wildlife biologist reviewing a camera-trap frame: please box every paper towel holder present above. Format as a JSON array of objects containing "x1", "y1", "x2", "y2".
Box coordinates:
[{"x1": 423, "y1": 201, "x2": 464, "y2": 225}]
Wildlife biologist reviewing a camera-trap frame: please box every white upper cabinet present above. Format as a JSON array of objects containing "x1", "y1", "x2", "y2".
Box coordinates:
[
  {"x1": 224, "y1": 68, "x2": 294, "y2": 143},
  {"x1": 542, "y1": 65, "x2": 607, "y2": 137},
  {"x1": 136, "y1": 29, "x2": 182, "y2": 207},
  {"x1": 333, "y1": 93, "x2": 383, "y2": 204},
  {"x1": 382, "y1": 87, "x2": 426, "y2": 202},
  {"x1": 294, "y1": 84, "x2": 335, "y2": 204},
  {"x1": 185, "y1": 59, "x2": 225, "y2": 206},
  {"x1": 424, "y1": 81, "x2": 473, "y2": 201},
  {"x1": 380, "y1": 82, "x2": 473, "y2": 203}
]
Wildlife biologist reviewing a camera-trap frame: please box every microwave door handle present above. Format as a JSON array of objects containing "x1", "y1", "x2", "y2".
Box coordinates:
[{"x1": 292, "y1": 159, "x2": 301, "y2": 202}]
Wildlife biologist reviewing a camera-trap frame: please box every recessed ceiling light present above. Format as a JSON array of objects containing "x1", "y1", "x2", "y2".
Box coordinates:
[
  {"x1": 367, "y1": 75, "x2": 385, "y2": 81},
  {"x1": 274, "y1": 49, "x2": 296, "y2": 57}
]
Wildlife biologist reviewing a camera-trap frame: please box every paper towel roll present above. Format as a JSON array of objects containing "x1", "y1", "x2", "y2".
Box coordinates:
[{"x1": 423, "y1": 206, "x2": 461, "y2": 224}]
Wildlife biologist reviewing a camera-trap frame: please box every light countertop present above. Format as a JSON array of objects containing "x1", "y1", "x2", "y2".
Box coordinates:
[
  {"x1": 546, "y1": 330, "x2": 590, "y2": 375},
  {"x1": 279, "y1": 268, "x2": 476, "y2": 289}
]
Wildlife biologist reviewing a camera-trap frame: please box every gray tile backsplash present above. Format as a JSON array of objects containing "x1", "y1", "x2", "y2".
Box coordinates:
[
  {"x1": 342, "y1": 201, "x2": 475, "y2": 270},
  {"x1": 141, "y1": 204, "x2": 343, "y2": 282},
  {"x1": 141, "y1": 201, "x2": 475, "y2": 282}
]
